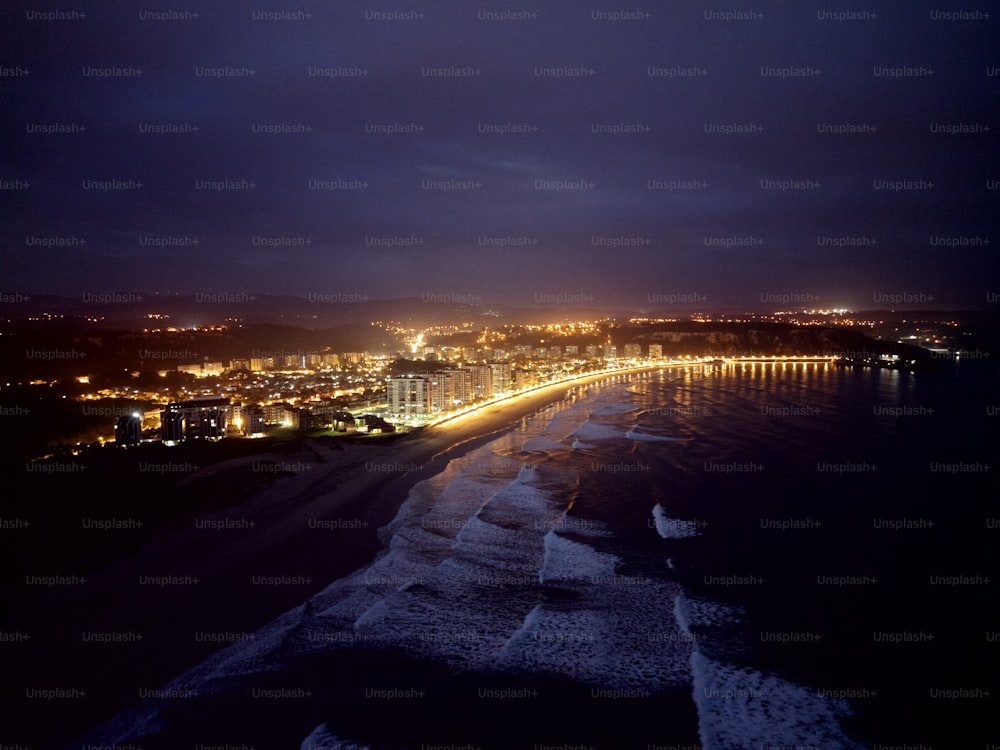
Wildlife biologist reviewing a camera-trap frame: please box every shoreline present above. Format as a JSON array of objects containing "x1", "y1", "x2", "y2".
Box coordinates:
[{"x1": 8, "y1": 364, "x2": 670, "y2": 749}]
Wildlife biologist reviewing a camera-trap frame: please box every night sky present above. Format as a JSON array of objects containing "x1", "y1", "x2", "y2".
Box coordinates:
[{"x1": 2, "y1": 1, "x2": 997, "y2": 311}]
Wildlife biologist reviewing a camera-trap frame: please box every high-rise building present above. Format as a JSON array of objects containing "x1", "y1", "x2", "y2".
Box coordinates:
[
  {"x1": 429, "y1": 371, "x2": 456, "y2": 412},
  {"x1": 241, "y1": 405, "x2": 265, "y2": 436},
  {"x1": 115, "y1": 414, "x2": 142, "y2": 447},
  {"x1": 489, "y1": 361, "x2": 512, "y2": 394},
  {"x1": 648, "y1": 343, "x2": 663, "y2": 359},
  {"x1": 197, "y1": 408, "x2": 226, "y2": 440},
  {"x1": 514, "y1": 370, "x2": 537, "y2": 390},
  {"x1": 449, "y1": 368, "x2": 473, "y2": 405},
  {"x1": 584, "y1": 344, "x2": 598, "y2": 358},
  {"x1": 623, "y1": 343, "x2": 642, "y2": 359},
  {"x1": 160, "y1": 404, "x2": 184, "y2": 445},
  {"x1": 405, "y1": 368, "x2": 486, "y2": 409},
  {"x1": 466, "y1": 364, "x2": 493, "y2": 400},
  {"x1": 388, "y1": 375, "x2": 433, "y2": 416}
]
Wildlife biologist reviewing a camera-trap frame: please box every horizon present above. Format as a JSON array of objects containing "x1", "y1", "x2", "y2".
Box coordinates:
[{"x1": 3, "y1": 288, "x2": 996, "y2": 317}]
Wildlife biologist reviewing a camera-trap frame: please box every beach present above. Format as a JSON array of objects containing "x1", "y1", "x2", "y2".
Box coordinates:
[
  {"x1": 6, "y1": 366, "x2": 664, "y2": 749},
  {"x1": 13, "y1": 357, "x2": 988, "y2": 749}
]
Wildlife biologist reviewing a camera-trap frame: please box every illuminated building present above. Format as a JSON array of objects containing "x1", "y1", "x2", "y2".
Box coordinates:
[
  {"x1": 177, "y1": 361, "x2": 225, "y2": 377},
  {"x1": 241, "y1": 405, "x2": 265, "y2": 436},
  {"x1": 428, "y1": 369, "x2": 471, "y2": 406},
  {"x1": 262, "y1": 403, "x2": 289, "y2": 424},
  {"x1": 514, "y1": 370, "x2": 537, "y2": 390},
  {"x1": 388, "y1": 375, "x2": 433, "y2": 416},
  {"x1": 450, "y1": 368, "x2": 473, "y2": 404},
  {"x1": 429, "y1": 371, "x2": 455, "y2": 412},
  {"x1": 489, "y1": 361, "x2": 512, "y2": 394},
  {"x1": 466, "y1": 364, "x2": 493, "y2": 400},
  {"x1": 648, "y1": 343, "x2": 662, "y2": 359}
]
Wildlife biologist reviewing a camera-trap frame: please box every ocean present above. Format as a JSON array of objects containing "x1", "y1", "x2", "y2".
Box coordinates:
[{"x1": 85, "y1": 360, "x2": 998, "y2": 750}]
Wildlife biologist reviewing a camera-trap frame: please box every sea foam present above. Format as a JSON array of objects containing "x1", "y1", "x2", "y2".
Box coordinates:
[
  {"x1": 300, "y1": 724, "x2": 370, "y2": 750},
  {"x1": 673, "y1": 594, "x2": 862, "y2": 749},
  {"x1": 652, "y1": 503, "x2": 701, "y2": 539},
  {"x1": 626, "y1": 424, "x2": 691, "y2": 441}
]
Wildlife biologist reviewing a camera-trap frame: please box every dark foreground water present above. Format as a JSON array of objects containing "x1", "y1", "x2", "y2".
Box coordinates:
[{"x1": 82, "y1": 360, "x2": 998, "y2": 750}]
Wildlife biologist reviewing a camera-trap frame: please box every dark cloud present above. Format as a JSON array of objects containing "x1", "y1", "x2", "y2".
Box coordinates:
[{"x1": 2, "y1": 1, "x2": 996, "y2": 309}]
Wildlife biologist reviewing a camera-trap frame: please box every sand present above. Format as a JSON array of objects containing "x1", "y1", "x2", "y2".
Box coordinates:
[{"x1": 5, "y1": 365, "x2": 666, "y2": 748}]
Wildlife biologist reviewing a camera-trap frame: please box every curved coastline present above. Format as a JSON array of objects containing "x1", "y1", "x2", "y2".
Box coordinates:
[
  {"x1": 19, "y1": 364, "x2": 665, "y2": 748},
  {"x1": 72, "y1": 357, "x2": 841, "y2": 747}
]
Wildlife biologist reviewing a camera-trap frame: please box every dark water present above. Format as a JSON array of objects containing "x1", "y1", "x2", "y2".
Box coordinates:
[
  {"x1": 582, "y1": 360, "x2": 998, "y2": 749},
  {"x1": 83, "y1": 361, "x2": 998, "y2": 750}
]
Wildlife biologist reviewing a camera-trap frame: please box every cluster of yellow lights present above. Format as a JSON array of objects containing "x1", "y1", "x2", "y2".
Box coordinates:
[
  {"x1": 28, "y1": 312, "x2": 65, "y2": 321},
  {"x1": 510, "y1": 322, "x2": 601, "y2": 334},
  {"x1": 629, "y1": 317, "x2": 681, "y2": 324}
]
